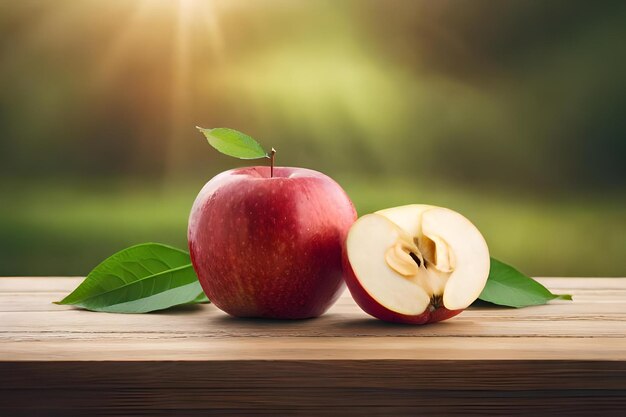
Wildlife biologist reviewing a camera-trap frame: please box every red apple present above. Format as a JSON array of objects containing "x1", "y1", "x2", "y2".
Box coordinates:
[
  {"x1": 343, "y1": 205, "x2": 490, "y2": 324},
  {"x1": 188, "y1": 166, "x2": 357, "y2": 319}
]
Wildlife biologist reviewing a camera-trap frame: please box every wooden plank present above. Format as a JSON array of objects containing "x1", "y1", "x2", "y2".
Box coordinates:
[
  {"x1": 2, "y1": 314, "x2": 626, "y2": 340},
  {"x1": 0, "y1": 277, "x2": 82, "y2": 292},
  {"x1": 1, "y1": 277, "x2": 625, "y2": 415},
  {"x1": 2, "y1": 276, "x2": 626, "y2": 291},
  {"x1": 0, "y1": 278, "x2": 625, "y2": 360},
  {"x1": 0, "y1": 361, "x2": 625, "y2": 416},
  {"x1": 3, "y1": 289, "x2": 626, "y2": 311},
  {"x1": 1, "y1": 336, "x2": 626, "y2": 360}
]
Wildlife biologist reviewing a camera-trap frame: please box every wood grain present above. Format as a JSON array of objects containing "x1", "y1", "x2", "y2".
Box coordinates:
[{"x1": 1, "y1": 277, "x2": 625, "y2": 416}]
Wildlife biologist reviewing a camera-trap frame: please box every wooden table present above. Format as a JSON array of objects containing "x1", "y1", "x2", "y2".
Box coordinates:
[{"x1": 1, "y1": 277, "x2": 625, "y2": 416}]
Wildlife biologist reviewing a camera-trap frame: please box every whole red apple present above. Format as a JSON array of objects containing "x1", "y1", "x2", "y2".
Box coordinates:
[{"x1": 188, "y1": 166, "x2": 356, "y2": 319}]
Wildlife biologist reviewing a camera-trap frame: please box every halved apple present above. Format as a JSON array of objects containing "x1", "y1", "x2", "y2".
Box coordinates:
[{"x1": 343, "y1": 205, "x2": 490, "y2": 324}]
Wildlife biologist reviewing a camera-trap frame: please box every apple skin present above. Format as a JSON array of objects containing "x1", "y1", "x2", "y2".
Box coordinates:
[
  {"x1": 188, "y1": 166, "x2": 357, "y2": 319},
  {"x1": 342, "y1": 246, "x2": 462, "y2": 324}
]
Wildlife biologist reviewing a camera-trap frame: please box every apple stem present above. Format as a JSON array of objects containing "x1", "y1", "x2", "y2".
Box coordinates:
[{"x1": 268, "y1": 148, "x2": 276, "y2": 178}]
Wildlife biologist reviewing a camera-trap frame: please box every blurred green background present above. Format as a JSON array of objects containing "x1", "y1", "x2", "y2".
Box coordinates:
[{"x1": 0, "y1": 0, "x2": 624, "y2": 277}]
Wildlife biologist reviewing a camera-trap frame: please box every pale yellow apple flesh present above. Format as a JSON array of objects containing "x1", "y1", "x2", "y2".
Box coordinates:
[{"x1": 345, "y1": 205, "x2": 490, "y2": 316}]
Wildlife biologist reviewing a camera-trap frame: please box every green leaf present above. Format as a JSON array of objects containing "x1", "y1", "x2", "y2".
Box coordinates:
[
  {"x1": 55, "y1": 243, "x2": 209, "y2": 313},
  {"x1": 191, "y1": 291, "x2": 210, "y2": 304},
  {"x1": 197, "y1": 127, "x2": 268, "y2": 159},
  {"x1": 478, "y1": 257, "x2": 572, "y2": 308}
]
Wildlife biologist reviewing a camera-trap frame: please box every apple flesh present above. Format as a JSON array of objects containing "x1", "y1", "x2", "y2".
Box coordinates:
[
  {"x1": 188, "y1": 166, "x2": 356, "y2": 319},
  {"x1": 343, "y1": 205, "x2": 490, "y2": 324}
]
